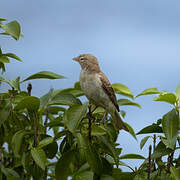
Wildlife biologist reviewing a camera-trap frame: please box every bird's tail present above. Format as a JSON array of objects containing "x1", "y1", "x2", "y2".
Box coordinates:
[{"x1": 112, "y1": 110, "x2": 129, "y2": 132}]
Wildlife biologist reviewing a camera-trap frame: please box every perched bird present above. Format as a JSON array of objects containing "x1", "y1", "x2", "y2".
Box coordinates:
[{"x1": 73, "y1": 54, "x2": 129, "y2": 132}]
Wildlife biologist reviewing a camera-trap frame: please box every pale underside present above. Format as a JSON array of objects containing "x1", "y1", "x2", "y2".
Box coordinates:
[{"x1": 80, "y1": 70, "x2": 116, "y2": 114}]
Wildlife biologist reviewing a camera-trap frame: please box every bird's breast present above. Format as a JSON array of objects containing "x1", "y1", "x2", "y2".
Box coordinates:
[{"x1": 79, "y1": 70, "x2": 111, "y2": 109}]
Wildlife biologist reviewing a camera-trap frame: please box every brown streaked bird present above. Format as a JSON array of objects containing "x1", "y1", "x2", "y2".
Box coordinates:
[{"x1": 73, "y1": 54, "x2": 129, "y2": 132}]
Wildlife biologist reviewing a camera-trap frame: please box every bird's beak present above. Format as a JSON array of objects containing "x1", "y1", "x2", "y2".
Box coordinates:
[{"x1": 72, "y1": 57, "x2": 79, "y2": 62}]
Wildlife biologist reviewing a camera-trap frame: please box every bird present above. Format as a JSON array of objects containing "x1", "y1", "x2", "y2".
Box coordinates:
[{"x1": 73, "y1": 54, "x2": 129, "y2": 132}]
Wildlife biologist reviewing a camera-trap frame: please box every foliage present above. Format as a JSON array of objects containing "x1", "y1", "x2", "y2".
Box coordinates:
[{"x1": 0, "y1": 17, "x2": 179, "y2": 180}]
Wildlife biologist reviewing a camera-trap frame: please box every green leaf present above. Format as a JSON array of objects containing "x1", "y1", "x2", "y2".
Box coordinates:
[
  {"x1": 112, "y1": 83, "x2": 134, "y2": 99},
  {"x1": 125, "y1": 123, "x2": 137, "y2": 140},
  {"x1": 137, "y1": 124, "x2": 163, "y2": 135},
  {"x1": 154, "y1": 92, "x2": 178, "y2": 105},
  {"x1": 64, "y1": 103, "x2": 88, "y2": 133},
  {"x1": 170, "y1": 167, "x2": 180, "y2": 180},
  {"x1": 0, "y1": 18, "x2": 6, "y2": 21},
  {"x1": 49, "y1": 93, "x2": 82, "y2": 106},
  {"x1": 0, "y1": 103, "x2": 11, "y2": 126},
  {"x1": 0, "y1": 62, "x2": 5, "y2": 72},
  {"x1": 15, "y1": 96, "x2": 40, "y2": 111},
  {"x1": 85, "y1": 143, "x2": 103, "y2": 175},
  {"x1": 11, "y1": 130, "x2": 28, "y2": 157},
  {"x1": 98, "y1": 136, "x2": 118, "y2": 164},
  {"x1": 91, "y1": 124, "x2": 107, "y2": 136},
  {"x1": 74, "y1": 81, "x2": 82, "y2": 90},
  {"x1": 119, "y1": 154, "x2": 145, "y2": 160},
  {"x1": 112, "y1": 169, "x2": 135, "y2": 180},
  {"x1": 38, "y1": 137, "x2": 53, "y2": 149},
  {"x1": 76, "y1": 134, "x2": 103, "y2": 175},
  {"x1": 22, "y1": 71, "x2": 65, "y2": 82},
  {"x1": 1, "y1": 167, "x2": 20, "y2": 180},
  {"x1": 7, "y1": 76, "x2": 21, "y2": 90},
  {"x1": 59, "y1": 88, "x2": 84, "y2": 97},
  {"x1": 4, "y1": 53, "x2": 22, "y2": 62},
  {"x1": 55, "y1": 150, "x2": 75, "y2": 180},
  {"x1": 136, "y1": 88, "x2": 160, "y2": 98},
  {"x1": 162, "y1": 109, "x2": 179, "y2": 149},
  {"x1": 119, "y1": 161, "x2": 134, "y2": 172},
  {"x1": 176, "y1": 84, "x2": 180, "y2": 100},
  {"x1": 151, "y1": 141, "x2": 172, "y2": 159},
  {"x1": 100, "y1": 175, "x2": 115, "y2": 180},
  {"x1": 74, "y1": 171, "x2": 94, "y2": 180},
  {"x1": 1, "y1": 20, "x2": 21, "y2": 40},
  {"x1": 31, "y1": 148, "x2": 47, "y2": 170},
  {"x1": 140, "y1": 136, "x2": 151, "y2": 149},
  {"x1": 0, "y1": 55, "x2": 10, "y2": 63},
  {"x1": 117, "y1": 99, "x2": 141, "y2": 108}
]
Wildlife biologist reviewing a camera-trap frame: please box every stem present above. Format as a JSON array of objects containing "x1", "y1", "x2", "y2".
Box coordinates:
[
  {"x1": 147, "y1": 145, "x2": 152, "y2": 180},
  {"x1": 44, "y1": 107, "x2": 49, "y2": 134},
  {"x1": 167, "y1": 152, "x2": 174, "y2": 173},
  {"x1": 87, "y1": 105, "x2": 93, "y2": 143},
  {"x1": 27, "y1": 83, "x2": 32, "y2": 96},
  {"x1": 153, "y1": 134, "x2": 156, "y2": 171}
]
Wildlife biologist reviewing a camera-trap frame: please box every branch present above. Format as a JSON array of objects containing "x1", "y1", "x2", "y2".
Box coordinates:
[{"x1": 147, "y1": 145, "x2": 152, "y2": 180}]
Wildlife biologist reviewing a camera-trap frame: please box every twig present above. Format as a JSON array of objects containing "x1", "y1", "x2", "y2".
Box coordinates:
[
  {"x1": 27, "y1": 83, "x2": 32, "y2": 96},
  {"x1": 147, "y1": 145, "x2": 152, "y2": 180},
  {"x1": 167, "y1": 152, "x2": 174, "y2": 173},
  {"x1": 87, "y1": 105, "x2": 93, "y2": 143},
  {"x1": 44, "y1": 107, "x2": 49, "y2": 134},
  {"x1": 153, "y1": 134, "x2": 156, "y2": 171}
]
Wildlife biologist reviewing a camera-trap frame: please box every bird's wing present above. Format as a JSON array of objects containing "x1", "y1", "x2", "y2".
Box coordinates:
[{"x1": 99, "y1": 72, "x2": 120, "y2": 112}]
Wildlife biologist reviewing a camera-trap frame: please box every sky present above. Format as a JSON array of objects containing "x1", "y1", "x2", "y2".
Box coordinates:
[{"x1": 1, "y1": 0, "x2": 180, "y2": 171}]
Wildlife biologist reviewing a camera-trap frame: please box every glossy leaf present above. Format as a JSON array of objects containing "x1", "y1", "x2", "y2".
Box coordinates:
[
  {"x1": 170, "y1": 167, "x2": 180, "y2": 180},
  {"x1": 7, "y1": 76, "x2": 21, "y2": 90},
  {"x1": 0, "y1": 55, "x2": 10, "y2": 63},
  {"x1": 154, "y1": 92, "x2": 177, "y2": 105},
  {"x1": 100, "y1": 175, "x2": 115, "y2": 180},
  {"x1": 49, "y1": 93, "x2": 81, "y2": 106},
  {"x1": 0, "y1": 103, "x2": 11, "y2": 126},
  {"x1": 162, "y1": 109, "x2": 179, "y2": 149},
  {"x1": 64, "y1": 103, "x2": 88, "y2": 133},
  {"x1": 11, "y1": 130, "x2": 28, "y2": 156},
  {"x1": 98, "y1": 136, "x2": 118, "y2": 164},
  {"x1": 1, "y1": 167, "x2": 20, "y2": 180},
  {"x1": 176, "y1": 84, "x2": 180, "y2": 100},
  {"x1": 0, "y1": 18, "x2": 6, "y2": 21},
  {"x1": 140, "y1": 136, "x2": 151, "y2": 149},
  {"x1": 112, "y1": 83, "x2": 134, "y2": 99},
  {"x1": 74, "y1": 171, "x2": 94, "y2": 180},
  {"x1": 38, "y1": 137, "x2": 53, "y2": 149},
  {"x1": 22, "y1": 71, "x2": 65, "y2": 82},
  {"x1": 31, "y1": 148, "x2": 47, "y2": 170},
  {"x1": 118, "y1": 99, "x2": 141, "y2": 108},
  {"x1": 119, "y1": 154, "x2": 145, "y2": 160},
  {"x1": 4, "y1": 53, "x2": 22, "y2": 62},
  {"x1": 151, "y1": 141, "x2": 172, "y2": 159},
  {"x1": 91, "y1": 124, "x2": 107, "y2": 136},
  {"x1": 59, "y1": 88, "x2": 84, "y2": 97},
  {"x1": 125, "y1": 123, "x2": 137, "y2": 140},
  {"x1": 15, "y1": 96, "x2": 40, "y2": 111},
  {"x1": 137, "y1": 124, "x2": 163, "y2": 135},
  {"x1": 55, "y1": 150, "x2": 75, "y2": 180},
  {"x1": 74, "y1": 81, "x2": 81, "y2": 90},
  {"x1": 136, "y1": 88, "x2": 159, "y2": 98},
  {"x1": 119, "y1": 161, "x2": 134, "y2": 172},
  {"x1": 1, "y1": 20, "x2": 21, "y2": 40}
]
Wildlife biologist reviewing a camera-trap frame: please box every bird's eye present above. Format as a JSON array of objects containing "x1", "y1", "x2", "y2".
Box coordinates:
[{"x1": 80, "y1": 57, "x2": 85, "y2": 61}]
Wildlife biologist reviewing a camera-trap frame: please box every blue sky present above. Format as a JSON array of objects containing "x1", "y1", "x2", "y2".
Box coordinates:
[{"x1": 1, "y1": 0, "x2": 180, "y2": 170}]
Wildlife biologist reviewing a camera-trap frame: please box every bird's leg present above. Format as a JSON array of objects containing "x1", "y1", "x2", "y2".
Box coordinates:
[{"x1": 101, "y1": 111, "x2": 108, "y2": 124}]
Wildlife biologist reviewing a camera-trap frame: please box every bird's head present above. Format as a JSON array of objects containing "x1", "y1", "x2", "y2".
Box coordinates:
[{"x1": 73, "y1": 54, "x2": 100, "y2": 72}]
